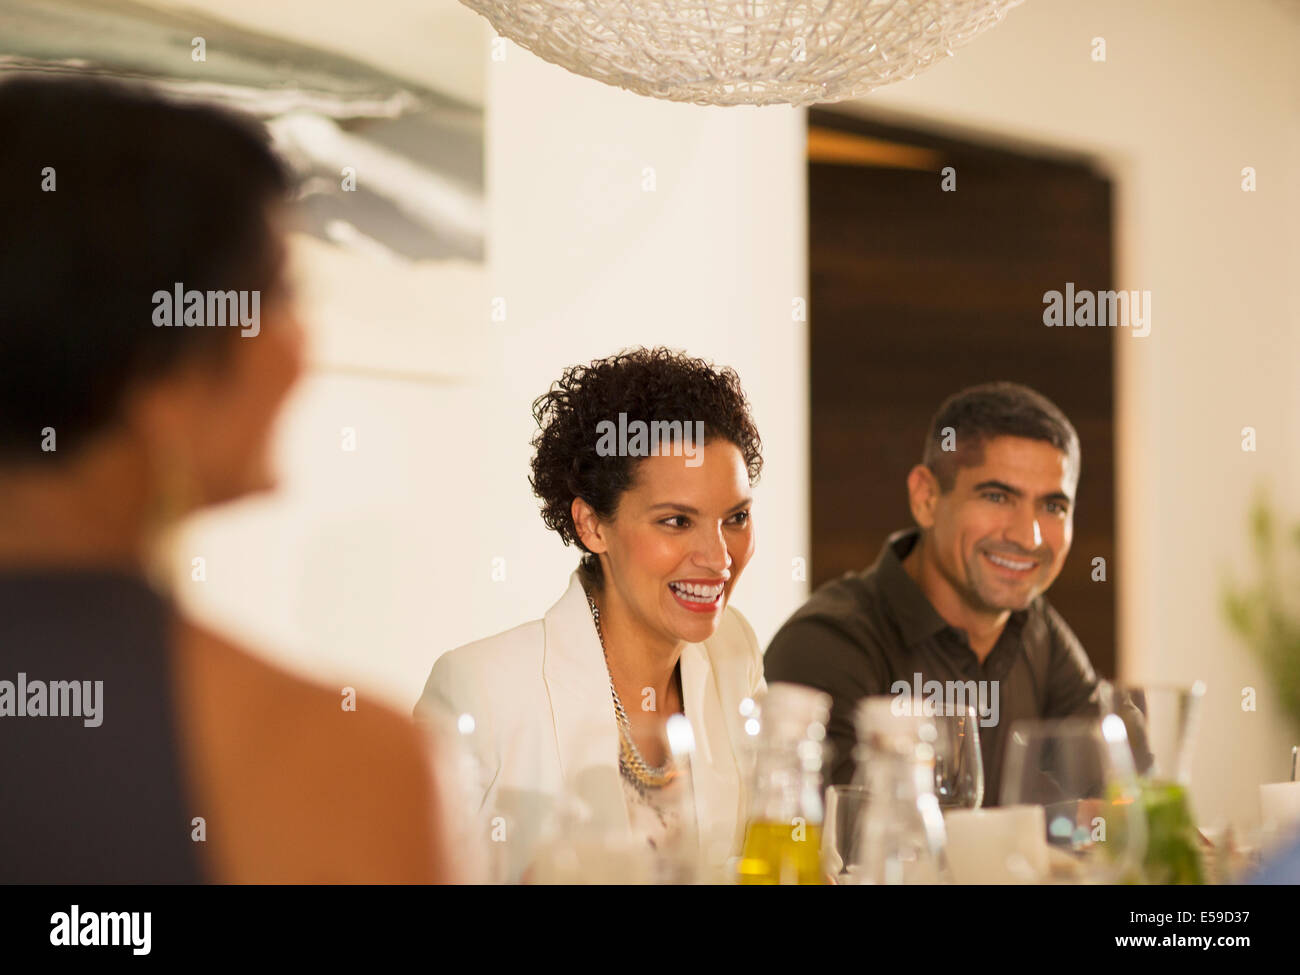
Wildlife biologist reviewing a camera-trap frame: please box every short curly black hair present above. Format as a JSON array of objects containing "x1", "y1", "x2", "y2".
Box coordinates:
[{"x1": 529, "y1": 347, "x2": 763, "y2": 584}]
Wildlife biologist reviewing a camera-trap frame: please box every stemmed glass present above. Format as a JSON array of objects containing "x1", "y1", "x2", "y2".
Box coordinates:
[
  {"x1": 529, "y1": 713, "x2": 701, "y2": 884},
  {"x1": 932, "y1": 705, "x2": 985, "y2": 810},
  {"x1": 999, "y1": 715, "x2": 1147, "y2": 883}
]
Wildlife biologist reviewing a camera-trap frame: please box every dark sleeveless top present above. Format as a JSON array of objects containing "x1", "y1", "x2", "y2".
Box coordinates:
[{"x1": 0, "y1": 569, "x2": 206, "y2": 883}]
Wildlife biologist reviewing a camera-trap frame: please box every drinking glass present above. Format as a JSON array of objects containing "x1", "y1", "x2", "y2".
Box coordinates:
[
  {"x1": 649, "y1": 713, "x2": 702, "y2": 883},
  {"x1": 412, "y1": 699, "x2": 502, "y2": 882},
  {"x1": 999, "y1": 715, "x2": 1147, "y2": 883},
  {"x1": 823, "y1": 784, "x2": 872, "y2": 883},
  {"x1": 931, "y1": 705, "x2": 985, "y2": 810},
  {"x1": 529, "y1": 714, "x2": 699, "y2": 884},
  {"x1": 1100, "y1": 682, "x2": 1207, "y2": 884}
]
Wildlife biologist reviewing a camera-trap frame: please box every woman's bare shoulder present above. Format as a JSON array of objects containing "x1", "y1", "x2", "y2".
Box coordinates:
[{"x1": 171, "y1": 618, "x2": 446, "y2": 883}]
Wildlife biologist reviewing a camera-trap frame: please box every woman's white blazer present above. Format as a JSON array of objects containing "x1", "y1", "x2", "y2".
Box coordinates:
[{"x1": 415, "y1": 571, "x2": 766, "y2": 882}]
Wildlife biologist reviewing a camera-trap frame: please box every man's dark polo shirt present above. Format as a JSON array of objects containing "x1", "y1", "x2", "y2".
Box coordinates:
[{"x1": 764, "y1": 528, "x2": 1100, "y2": 802}]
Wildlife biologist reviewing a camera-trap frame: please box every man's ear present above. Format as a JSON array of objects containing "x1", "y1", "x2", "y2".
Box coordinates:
[
  {"x1": 571, "y1": 497, "x2": 608, "y2": 555},
  {"x1": 906, "y1": 464, "x2": 941, "y2": 530}
]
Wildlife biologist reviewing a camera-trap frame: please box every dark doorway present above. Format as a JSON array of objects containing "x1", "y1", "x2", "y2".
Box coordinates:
[{"x1": 808, "y1": 109, "x2": 1117, "y2": 677}]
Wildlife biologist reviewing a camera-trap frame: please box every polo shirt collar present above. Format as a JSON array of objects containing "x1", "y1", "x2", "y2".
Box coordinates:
[{"x1": 870, "y1": 528, "x2": 950, "y2": 648}]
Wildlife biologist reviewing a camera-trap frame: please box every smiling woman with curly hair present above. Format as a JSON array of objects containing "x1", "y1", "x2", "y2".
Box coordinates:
[{"x1": 416, "y1": 347, "x2": 767, "y2": 882}]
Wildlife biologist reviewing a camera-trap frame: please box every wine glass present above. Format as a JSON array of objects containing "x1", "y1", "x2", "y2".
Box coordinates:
[
  {"x1": 620, "y1": 709, "x2": 701, "y2": 884},
  {"x1": 412, "y1": 698, "x2": 502, "y2": 882},
  {"x1": 528, "y1": 714, "x2": 700, "y2": 884},
  {"x1": 999, "y1": 715, "x2": 1147, "y2": 883},
  {"x1": 1098, "y1": 681, "x2": 1204, "y2": 783},
  {"x1": 879, "y1": 696, "x2": 984, "y2": 810},
  {"x1": 931, "y1": 705, "x2": 985, "y2": 810}
]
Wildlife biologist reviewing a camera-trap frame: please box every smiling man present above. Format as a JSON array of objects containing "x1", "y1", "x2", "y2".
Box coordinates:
[{"x1": 765, "y1": 382, "x2": 1100, "y2": 801}]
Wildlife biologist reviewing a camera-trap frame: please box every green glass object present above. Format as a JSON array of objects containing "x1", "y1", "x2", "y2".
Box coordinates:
[{"x1": 1139, "y1": 780, "x2": 1204, "y2": 885}]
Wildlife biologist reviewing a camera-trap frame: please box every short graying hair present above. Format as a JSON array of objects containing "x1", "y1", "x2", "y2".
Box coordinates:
[{"x1": 921, "y1": 382, "x2": 1080, "y2": 492}]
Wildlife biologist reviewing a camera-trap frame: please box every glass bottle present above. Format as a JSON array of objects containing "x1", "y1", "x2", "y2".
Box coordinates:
[
  {"x1": 735, "y1": 683, "x2": 831, "y2": 884},
  {"x1": 850, "y1": 696, "x2": 950, "y2": 884}
]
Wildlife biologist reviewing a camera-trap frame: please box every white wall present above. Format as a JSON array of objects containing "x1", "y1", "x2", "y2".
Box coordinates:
[{"x1": 840, "y1": 0, "x2": 1300, "y2": 830}]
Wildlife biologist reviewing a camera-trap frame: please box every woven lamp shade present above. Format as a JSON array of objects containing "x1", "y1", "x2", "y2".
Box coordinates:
[{"x1": 463, "y1": 0, "x2": 1025, "y2": 106}]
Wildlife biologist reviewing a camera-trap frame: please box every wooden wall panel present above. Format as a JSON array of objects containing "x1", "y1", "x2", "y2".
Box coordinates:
[{"x1": 808, "y1": 110, "x2": 1118, "y2": 676}]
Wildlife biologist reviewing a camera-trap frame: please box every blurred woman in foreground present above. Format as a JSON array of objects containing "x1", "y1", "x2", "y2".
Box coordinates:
[{"x1": 0, "y1": 76, "x2": 452, "y2": 882}]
